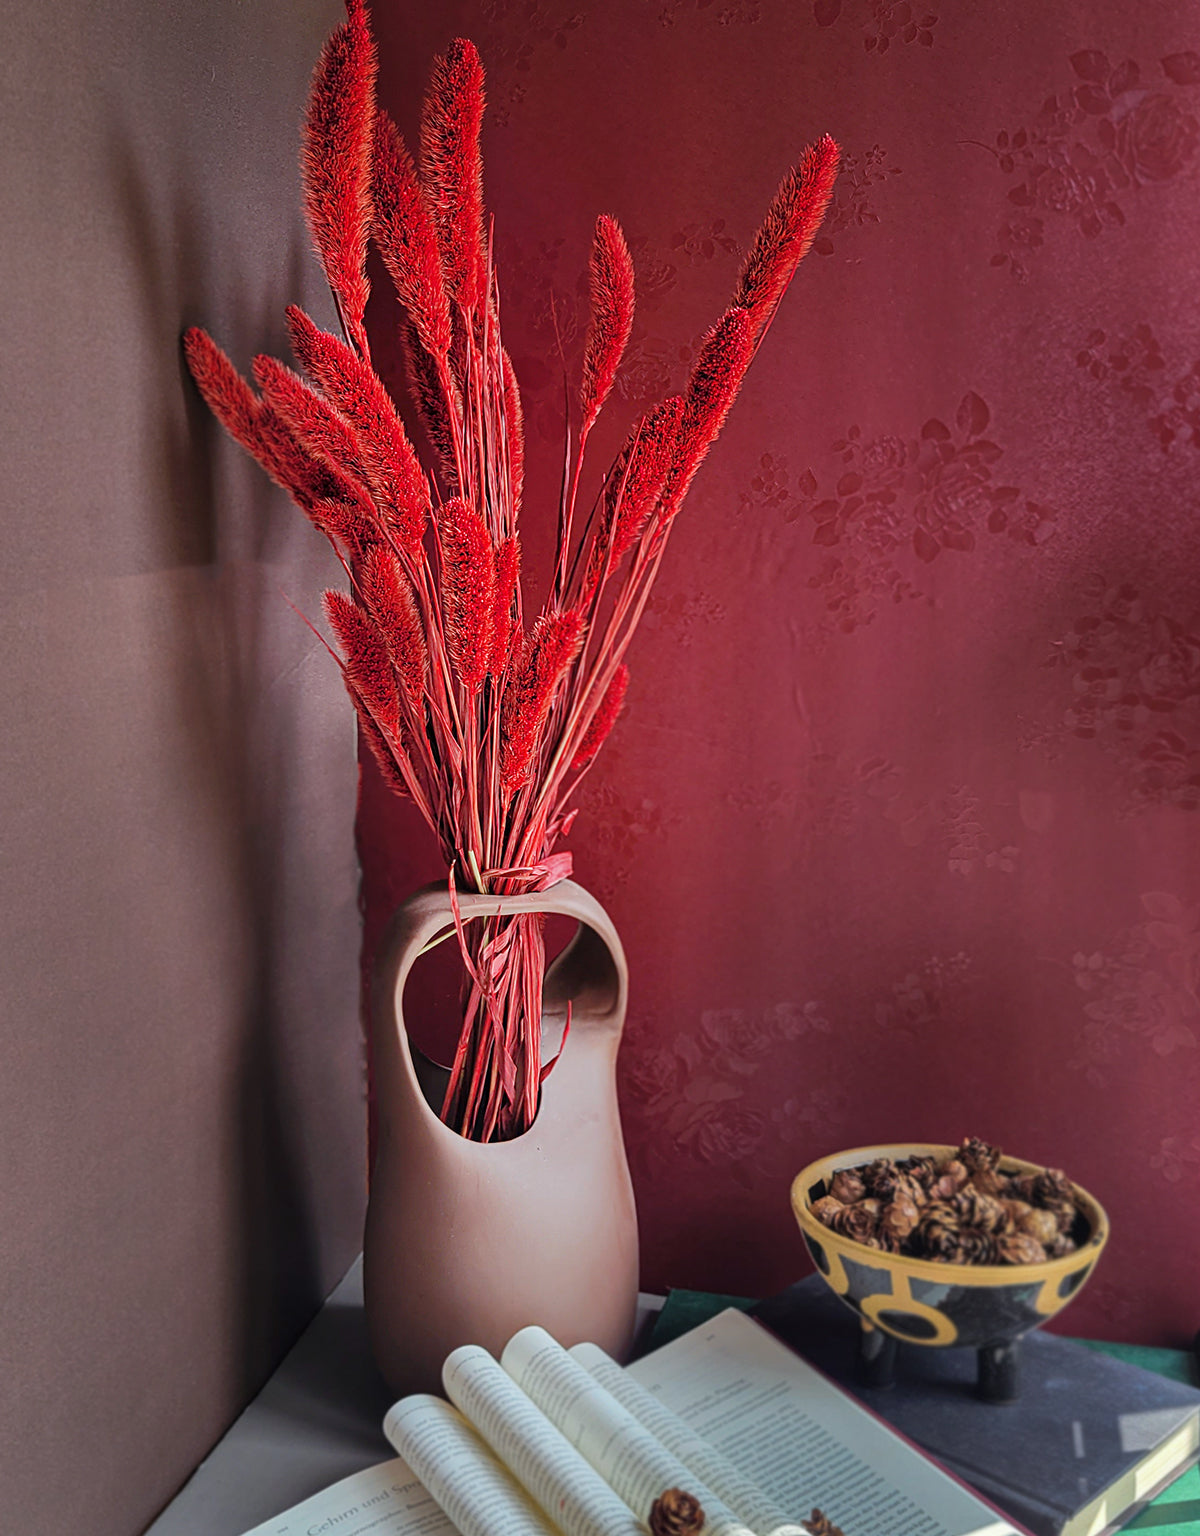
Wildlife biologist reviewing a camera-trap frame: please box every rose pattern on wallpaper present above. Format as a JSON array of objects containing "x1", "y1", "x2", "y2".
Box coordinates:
[
  {"x1": 872, "y1": 951, "x2": 974, "y2": 1041},
  {"x1": 976, "y1": 49, "x2": 1200, "y2": 280},
  {"x1": 852, "y1": 758, "x2": 1022, "y2": 874},
  {"x1": 477, "y1": 0, "x2": 586, "y2": 126},
  {"x1": 812, "y1": 1, "x2": 937, "y2": 54},
  {"x1": 812, "y1": 144, "x2": 903, "y2": 258},
  {"x1": 1076, "y1": 323, "x2": 1200, "y2": 453},
  {"x1": 1040, "y1": 579, "x2": 1200, "y2": 812},
  {"x1": 1150, "y1": 1132, "x2": 1200, "y2": 1184},
  {"x1": 658, "y1": 0, "x2": 763, "y2": 27},
  {"x1": 573, "y1": 778, "x2": 679, "y2": 905},
  {"x1": 622, "y1": 1000, "x2": 832, "y2": 1174},
  {"x1": 1067, "y1": 892, "x2": 1200, "y2": 1086},
  {"x1": 780, "y1": 391, "x2": 1056, "y2": 632}
]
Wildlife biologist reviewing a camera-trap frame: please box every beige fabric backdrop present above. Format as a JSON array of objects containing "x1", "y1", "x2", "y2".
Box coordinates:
[{"x1": 1, "y1": 4, "x2": 365, "y2": 1532}]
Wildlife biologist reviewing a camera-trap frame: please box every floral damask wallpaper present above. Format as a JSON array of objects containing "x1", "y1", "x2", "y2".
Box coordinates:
[{"x1": 362, "y1": 0, "x2": 1200, "y2": 1343}]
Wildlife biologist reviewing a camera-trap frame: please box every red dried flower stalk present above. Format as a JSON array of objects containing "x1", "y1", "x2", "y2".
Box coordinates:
[
  {"x1": 182, "y1": 327, "x2": 261, "y2": 450},
  {"x1": 500, "y1": 610, "x2": 585, "y2": 794},
  {"x1": 734, "y1": 133, "x2": 841, "y2": 336},
  {"x1": 501, "y1": 348, "x2": 525, "y2": 517},
  {"x1": 420, "y1": 38, "x2": 488, "y2": 313},
  {"x1": 489, "y1": 535, "x2": 520, "y2": 677},
  {"x1": 359, "y1": 543, "x2": 428, "y2": 707},
  {"x1": 438, "y1": 497, "x2": 496, "y2": 693},
  {"x1": 606, "y1": 395, "x2": 687, "y2": 568},
  {"x1": 569, "y1": 664, "x2": 629, "y2": 773},
  {"x1": 300, "y1": 0, "x2": 377, "y2": 352},
  {"x1": 373, "y1": 109, "x2": 454, "y2": 360},
  {"x1": 658, "y1": 307, "x2": 756, "y2": 522},
  {"x1": 580, "y1": 215, "x2": 635, "y2": 435},
  {"x1": 324, "y1": 588, "x2": 400, "y2": 738},
  {"x1": 404, "y1": 318, "x2": 461, "y2": 489},
  {"x1": 252, "y1": 354, "x2": 373, "y2": 498},
  {"x1": 285, "y1": 305, "x2": 429, "y2": 556}
]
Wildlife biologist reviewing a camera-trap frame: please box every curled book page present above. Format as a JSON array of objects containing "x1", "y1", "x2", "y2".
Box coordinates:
[
  {"x1": 441, "y1": 1343, "x2": 645, "y2": 1536},
  {"x1": 502, "y1": 1325, "x2": 774, "y2": 1536},
  {"x1": 570, "y1": 1340, "x2": 808, "y2": 1536},
  {"x1": 383, "y1": 1393, "x2": 562, "y2": 1536}
]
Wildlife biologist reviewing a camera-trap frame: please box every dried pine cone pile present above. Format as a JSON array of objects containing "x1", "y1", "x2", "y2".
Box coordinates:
[{"x1": 811, "y1": 1138, "x2": 1085, "y2": 1266}]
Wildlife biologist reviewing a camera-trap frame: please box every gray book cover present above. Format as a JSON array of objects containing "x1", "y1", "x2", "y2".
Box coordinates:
[{"x1": 753, "y1": 1277, "x2": 1200, "y2": 1536}]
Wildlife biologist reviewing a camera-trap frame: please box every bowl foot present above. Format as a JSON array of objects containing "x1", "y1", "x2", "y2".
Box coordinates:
[
  {"x1": 977, "y1": 1341, "x2": 1020, "y2": 1403},
  {"x1": 855, "y1": 1322, "x2": 898, "y2": 1389}
]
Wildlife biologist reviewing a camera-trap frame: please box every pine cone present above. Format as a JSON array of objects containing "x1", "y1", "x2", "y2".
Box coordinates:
[
  {"x1": 829, "y1": 1167, "x2": 866, "y2": 1204},
  {"x1": 803, "y1": 1512, "x2": 847, "y2": 1536},
  {"x1": 959, "y1": 1136, "x2": 1002, "y2": 1176},
  {"x1": 898, "y1": 1153, "x2": 937, "y2": 1186},
  {"x1": 950, "y1": 1188, "x2": 1007, "y2": 1233},
  {"x1": 811, "y1": 1195, "x2": 845, "y2": 1228},
  {"x1": 828, "y1": 1197, "x2": 883, "y2": 1247},
  {"x1": 994, "y1": 1231, "x2": 1048, "y2": 1265},
  {"x1": 1043, "y1": 1197, "x2": 1079, "y2": 1236},
  {"x1": 945, "y1": 1226, "x2": 994, "y2": 1264},
  {"x1": 1047, "y1": 1232, "x2": 1079, "y2": 1259},
  {"x1": 649, "y1": 1489, "x2": 705, "y2": 1536},
  {"x1": 929, "y1": 1159, "x2": 969, "y2": 1200},
  {"x1": 860, "y1": 1157, "x2": 902, "y2": 1200},
  {"x1": 915, "y1": 1200, "x2": 961, "y2": 1259},
  {"x1": 1031, "y1": 1168, "x2": 1075, "y2": 1208},
  {"x1": 1015, "y1": 1206, "x2": 1059, "y2": 1247},
  {"x1": 880, "y1": 1192, "x2": 921, "y2": 1245}
]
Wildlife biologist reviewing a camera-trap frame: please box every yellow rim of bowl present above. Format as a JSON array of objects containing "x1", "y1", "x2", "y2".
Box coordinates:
[{"x1": 790, "y1": 1142, "x2": 1110, "y2": 1289}]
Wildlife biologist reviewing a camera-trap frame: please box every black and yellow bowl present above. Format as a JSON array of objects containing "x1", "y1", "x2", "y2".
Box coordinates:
[{"x1": 791, "y1": 1143, "x2": 1110, "y2": 1353}]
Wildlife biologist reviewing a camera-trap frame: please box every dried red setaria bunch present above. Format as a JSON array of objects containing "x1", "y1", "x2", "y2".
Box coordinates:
[{"x1": 185, "y1": 3, "x2": 838, "y2": 1139}]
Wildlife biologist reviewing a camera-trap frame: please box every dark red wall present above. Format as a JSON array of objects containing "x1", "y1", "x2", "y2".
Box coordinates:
[{"x1": 363, "y1": 0, "x2": 1200, "y2": 1346}]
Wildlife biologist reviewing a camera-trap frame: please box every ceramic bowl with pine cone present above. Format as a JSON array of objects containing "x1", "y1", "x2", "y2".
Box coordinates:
[{"x1": 790, "y1": 1142, "x2": 1109, "y2": 1350}]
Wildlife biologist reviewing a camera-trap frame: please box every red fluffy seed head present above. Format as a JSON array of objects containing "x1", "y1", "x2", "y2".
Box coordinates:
[
  {"x1": 585, "y1": 395, "x2": 685, "y2": 595},
  {"x1": 300, "y1": 10, "x2": 377, "y2": 338},
  {"x1": 285, "y1": 306, "x2": 429, "y2": 556},
  {"x1": 183, "y1": 328, "x2": 260, "y2": 450},
  {"x1": 734, "y1": 134, "x2": 840, "y2": 336},
  {"x1": 580, "y1": 215, "x2": 635, "y2": 435},
  {"x1": 438, "y1": 497, "x2": 496, "y2": 693},
  {"x1": 373, "y1": 110, "x2": 454, "y2": 359},
  {"x1": 569, "y1": 664, "x2": 629, "y2": 773},
  {"x1": 252, "y1": 353, "x2": 372, "y2": 497},
  {"x1": 489, "y1": 536, "x2": 520, "y2": 677},
  {"x1": 659, "y1": 307, "x2": 756, "y2": 520},
  {"x1": 499, "y1": 609, "x2": 585, "y2": 794},
  {"x1": 324, "y1": 589, "x2": 400, "y2": 736},
  {"x1": 359, "y1": 543, "x2": 428, "y2": 707},
  {"x1": 419, "y1": 38, "x2": 488, "y2": 312}
]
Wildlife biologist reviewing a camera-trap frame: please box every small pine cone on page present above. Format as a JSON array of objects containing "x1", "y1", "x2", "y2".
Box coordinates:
[
  {"x1": 803, "y1": 1511, "x2": 847, "y2": 1536},
  {"x1": 649, "y1": 1488, "x2": 705, "y2": 1536},
  {"x1": 915, "y1": 1201, "x2": 962, "y2": 1259}
]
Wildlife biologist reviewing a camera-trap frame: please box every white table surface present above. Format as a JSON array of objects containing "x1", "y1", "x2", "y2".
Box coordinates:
[{"x1": 144, "y1": 1259, "x2": 665, "y2": 1536}]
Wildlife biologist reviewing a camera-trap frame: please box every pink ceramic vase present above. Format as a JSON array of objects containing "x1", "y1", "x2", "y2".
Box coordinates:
[{"x1": 362, "y1": 879, "x2": 639, "y2": 1393}]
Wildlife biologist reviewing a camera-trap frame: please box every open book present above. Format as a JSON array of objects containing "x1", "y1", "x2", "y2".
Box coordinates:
[{"x1": 242, "y1": 1309, "x2": 1021, "y2": 1536}]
